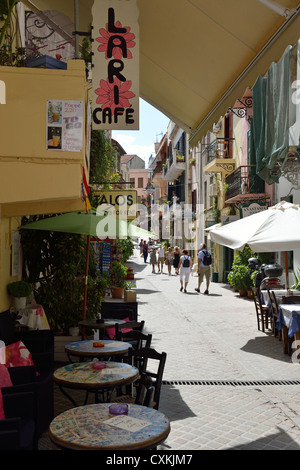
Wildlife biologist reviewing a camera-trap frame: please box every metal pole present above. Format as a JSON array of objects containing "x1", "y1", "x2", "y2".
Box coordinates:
[{"x1": 74, "y1": 0, "x2": 79, "y2": 58}]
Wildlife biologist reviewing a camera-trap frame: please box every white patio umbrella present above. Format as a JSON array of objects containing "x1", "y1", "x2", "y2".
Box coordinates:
[{"x1": 209, "y1": 201, "x2": 300, "y2": 288}]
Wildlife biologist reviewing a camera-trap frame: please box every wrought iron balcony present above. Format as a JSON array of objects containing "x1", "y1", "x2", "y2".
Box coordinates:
[
  {"x1": 225, "y1": 165, "x2": 265, "y2": 201},
  {"x1": 203, "y1": 138, "x2": 235, "y2": 163}
]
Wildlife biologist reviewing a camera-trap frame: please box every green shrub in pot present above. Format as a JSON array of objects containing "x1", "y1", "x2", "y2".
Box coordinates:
[{"x1": 7, "y1": 281, "x2": 32, "y2": 298}]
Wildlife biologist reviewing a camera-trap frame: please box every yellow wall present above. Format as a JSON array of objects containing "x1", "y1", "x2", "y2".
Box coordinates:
[
  {"x1": 0, "y1": 59, "x2": 90, "y2": 312},
  {"x1": 0, "y1": 217, "x2": 20, "y2": 311},
  {"x1": 0, "y1": 60, "x2": 88, "y2": 208}
]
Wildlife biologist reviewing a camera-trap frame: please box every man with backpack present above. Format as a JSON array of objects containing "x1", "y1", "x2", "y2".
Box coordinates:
[{"x1": 195, "y1": 244, "x2": 212, "y2": 295}]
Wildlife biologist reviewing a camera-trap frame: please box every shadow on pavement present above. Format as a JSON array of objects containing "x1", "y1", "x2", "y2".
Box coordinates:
[
  {"x1": 227, "y1": 427, "x2": 300, "y2": 450},
  {"x1": 240, "y1": 336, "x2": 292, "y2": 363},
  {"x1": 160, "y1": 384, "x2": 197, "y2": 422}
]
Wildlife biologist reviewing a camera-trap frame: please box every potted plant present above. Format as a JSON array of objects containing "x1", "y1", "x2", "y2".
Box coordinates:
[
  {"x1": 233, "y1": 265, "x2": 252, "y2": 297},
  {"x1": 124, "y1": 281, "x2": 137, "y2": 302},
  {"x1": 110, "y1": 261, "x2": 128, "y2": 299},
  {"x1": 190, "y1": 157, "x2": 196, "y2": 166},
  {"x1": 7, "y1": 280, "x2": 32, "y2": 310}
]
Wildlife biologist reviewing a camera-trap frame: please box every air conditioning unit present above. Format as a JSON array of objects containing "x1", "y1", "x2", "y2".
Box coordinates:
[{"x1": 209, "y1": 183, "x2": 218, "y2": 197}]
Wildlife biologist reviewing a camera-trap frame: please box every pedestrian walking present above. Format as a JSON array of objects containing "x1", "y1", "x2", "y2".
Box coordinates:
[
  {"x1": 165, "y1": 247, "x2": 173, "y2": 275},
  {"x1": 139, "y1": 239, "x2": 144, "y2": 254},
  {"x1": 179, "y1": 250, "x2": 191, "y2": 293},
  {"x1": 150, "y1": 248, "x2": 157, "y2": 273},
  {"x1": 173, "y1": 246, "x2": 181, "y2": 275},
  {"x1": 142, "y1": 240, "x2": 149, "y2": 263},
  {"x1": 157, "y1": 245, "x2": 165, "y2": 273},
  {"x1": 195, "y1": 244, "x2": 212, "y2": 294}
]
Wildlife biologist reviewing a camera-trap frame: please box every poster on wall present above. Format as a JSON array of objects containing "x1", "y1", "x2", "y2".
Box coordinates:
[
  {"x1": 47, "y1": 100, "x2": 83, "y2": 151},
  {"x1": 91, "y1": 0, "x2": 139, "y2": 130}
]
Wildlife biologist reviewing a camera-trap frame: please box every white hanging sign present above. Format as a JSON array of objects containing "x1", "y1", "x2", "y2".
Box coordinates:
[{"x1": 91, "y1": 0, "x2": 139, "y2": 130}]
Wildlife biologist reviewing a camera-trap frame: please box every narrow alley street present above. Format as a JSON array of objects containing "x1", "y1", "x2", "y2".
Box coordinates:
[{"x1": 128, "y1": 248, "x2": 300, "y2": 450}]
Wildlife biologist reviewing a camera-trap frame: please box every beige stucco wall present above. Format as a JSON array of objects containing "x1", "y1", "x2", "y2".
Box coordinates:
[
  {"x1": 0, "y1": 59, "x2": 89, "y2": 312},
  {"x1": 0, "y1": 60, "x2": 88, "y2": 208}
]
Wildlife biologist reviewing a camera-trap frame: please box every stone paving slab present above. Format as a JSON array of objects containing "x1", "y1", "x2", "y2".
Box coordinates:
[{"x1": 129, "y1": 250, "x2": 300, "y2": 450}]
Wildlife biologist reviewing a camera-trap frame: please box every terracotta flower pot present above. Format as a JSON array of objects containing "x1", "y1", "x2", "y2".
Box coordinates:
[{"x1": 111, "y1": 286, "x2": 124, "y2": 299}]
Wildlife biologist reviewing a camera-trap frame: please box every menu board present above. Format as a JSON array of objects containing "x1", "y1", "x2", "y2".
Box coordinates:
[
  {"x1": 101, "y1": 242, "x2": 112, "y2": 274},
  {"x1": 47, "y1": 100, "x2": 83, "y2": 152}
]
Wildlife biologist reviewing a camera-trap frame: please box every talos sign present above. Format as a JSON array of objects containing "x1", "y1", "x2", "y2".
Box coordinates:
[
  {"x1": 91, "y1": 190, "x2": 137, "y2": 219},
  {"x1": 91, "y1": 0, "x2": 139, "y2": 130}
]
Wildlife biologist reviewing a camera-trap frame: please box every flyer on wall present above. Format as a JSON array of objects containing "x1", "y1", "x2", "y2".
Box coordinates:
[{"x1": 47, "y1": 100, "x2": 83, "y2": 151}]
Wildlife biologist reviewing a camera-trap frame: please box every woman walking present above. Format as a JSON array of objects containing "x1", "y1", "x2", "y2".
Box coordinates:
[
  {"x1": 142, "y1": 240, "x2": 149, "y2": 263},
  {"x1": 179, "y1": 249, "x2": 191, "y2": 293},
  {"x1": 150, "y1": 248, "x2": 157, "y2": 273},
  {"x1": 173, "y1": 246, "x2": 181, "y2": 275},
  {"x1": 165, "y1": 247, "x2": 174, "y2": 276}
]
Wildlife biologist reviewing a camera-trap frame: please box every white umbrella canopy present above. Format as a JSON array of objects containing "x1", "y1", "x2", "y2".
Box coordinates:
[{"x1": 209, "y1": 201, "x2": 300, "y2": 287}]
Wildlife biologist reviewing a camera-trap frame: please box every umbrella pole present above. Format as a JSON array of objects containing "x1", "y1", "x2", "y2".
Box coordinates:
[
  {"x1": 82, "y1": 235, "x2": 90, "y2": 323},
  {"x1": 284, "y1": 251, "x2": 289, "y2": 289}
]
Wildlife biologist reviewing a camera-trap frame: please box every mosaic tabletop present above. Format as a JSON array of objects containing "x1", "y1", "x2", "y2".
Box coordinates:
[
  {"x1": 53, "y1": 361, "x2": 139, "y2": 389},
  {"x1": 49, "y1": 403, "x2": 171, "y2": 450},
  {"x1": 65, "y1": 339, "x2": 132, "y2": 358}
]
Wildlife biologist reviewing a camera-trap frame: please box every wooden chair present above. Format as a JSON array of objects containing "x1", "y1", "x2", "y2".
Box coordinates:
[
  {"x1": 113, "y1": 372, "x2": 154, "y2": 408},
  {"x1": 269, "y1": 290, "x2": 292, "y2": 354},
  {"x1": 128, "y1": 348, "x2": 167, "y2": 410},
  {"x1": 251, "y1": 287, "x2": 270, "y2": 332},
  {"x1": 117, "y1": 329, "x2": 152, "y2": 351},
  {"x1": 268, "y1": 290, "x2": 281, "y2": 338}
]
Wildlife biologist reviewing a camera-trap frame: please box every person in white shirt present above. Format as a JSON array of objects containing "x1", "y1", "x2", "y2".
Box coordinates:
[
  {"x1": 195, "y1": 244, "x2": 211, "y2": 294},
  {"x1": 179, "y1": 250, "x2": 191, "y2": 293},
  {"x1": 157, "y1": 245, "x2": 165, "y2": 273}
]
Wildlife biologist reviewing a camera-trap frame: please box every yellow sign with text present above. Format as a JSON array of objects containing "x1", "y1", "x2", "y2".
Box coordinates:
[{"x1": 91, "y1": 190, "x2": 137, "y2": 219}]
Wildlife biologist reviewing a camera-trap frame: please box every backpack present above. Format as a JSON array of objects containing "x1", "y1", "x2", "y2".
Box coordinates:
[
  {"x1": 202, "y1": 250, "x2": 212, "y2": 266},
  {"x1": 182, "y1": 256, "x2": 190, "y2": 268}
]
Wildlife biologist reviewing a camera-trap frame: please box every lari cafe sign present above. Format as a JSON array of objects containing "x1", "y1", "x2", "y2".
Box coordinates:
[{"x1": 91, "y1": 0, "x2": 139, "y2": 130}]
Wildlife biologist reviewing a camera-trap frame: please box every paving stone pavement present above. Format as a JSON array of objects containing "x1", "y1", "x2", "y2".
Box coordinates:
[{"x1": 129, "y1": 249, "x2": 300, "y2": 451}]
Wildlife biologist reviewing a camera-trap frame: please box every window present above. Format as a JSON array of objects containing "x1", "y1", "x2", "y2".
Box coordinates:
[{"x1": 138, "y1": 177, "x2": 144, "y2": 188}]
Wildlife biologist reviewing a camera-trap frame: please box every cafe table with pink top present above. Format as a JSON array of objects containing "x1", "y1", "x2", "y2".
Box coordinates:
[
  {"x1": 48, "y1": 403, "x2": 171, "y2": 450},
  {"x1": 65, "y1": 339, "x2": 132, "y2": 362},
  {"x1": 53, "y1": 361, "x2": 139, "y2": 406}
]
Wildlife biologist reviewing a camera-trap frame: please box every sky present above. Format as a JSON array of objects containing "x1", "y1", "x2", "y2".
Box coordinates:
[{"x1": 111, "y1": 98, "x2": 170, "y2": 167}]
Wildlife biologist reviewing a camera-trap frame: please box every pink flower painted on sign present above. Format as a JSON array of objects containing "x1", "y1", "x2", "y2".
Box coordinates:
[
  {"x1": 95, "y1": 77, "x2": 136, "y2": 113},
  {"x1": 96, "y1": 21, "x2": 136, "y2": 60}
]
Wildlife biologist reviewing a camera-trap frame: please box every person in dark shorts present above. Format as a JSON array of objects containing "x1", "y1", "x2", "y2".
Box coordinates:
[{"x1": 173, "y1": 246, "x2": 181, "y2": 274}]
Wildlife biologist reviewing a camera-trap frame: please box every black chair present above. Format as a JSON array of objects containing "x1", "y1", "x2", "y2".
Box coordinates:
[
  {"x1": 269, "y1": 290, "x2": 292, "y2": 355},
  {"x1": 128, "y1": 348, "x2": 167, "y2": 410},
  {"x1": 251, "y1": 287, "x2": 270, "y2": 332},
  {"x1": 0, "y1": 310, "x2": 54, "y2": 437},
  {"x1": 0, "y1": 391, "x2": 37, "y2": 450},
  {"x1": 113, "y1": 372, "x2": 154, "y2": 408},
  {"x1": 114, "y1": 320, "x2": 145, "y2": 341},
  {"x1": 268, "y1": 289, "x2": 281, "y2": 338}
]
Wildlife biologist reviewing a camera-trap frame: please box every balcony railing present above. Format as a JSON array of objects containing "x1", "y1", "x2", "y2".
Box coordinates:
[
  {"x1": 225, "y1": 165, "x2": 261, "y2": 200},
  {"x1": 202, "y1": 138, "x2": 235, "y2": 164}
]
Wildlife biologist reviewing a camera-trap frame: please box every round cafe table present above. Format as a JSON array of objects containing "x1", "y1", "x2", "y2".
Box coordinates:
[
  {"x1": 65, "y1": 339, "x2": 132, "y2": 362},
  {"x1": 49, "y1": 403, "x2": 171, "y2": 450},
  {"x1": 53, "y1": 361, "x2": 139, "y2": 406}
]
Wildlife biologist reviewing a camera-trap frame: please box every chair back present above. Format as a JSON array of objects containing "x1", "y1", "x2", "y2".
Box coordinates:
[
  {"x1": 135, "y1": 372, "x2": 154, "y2": 407},
  {"x1": 115, "y1": 320, "x2": 145, "y2": 338},
  {"x1": 281, "y1": 295, "x2": 300, "y2": 304},
  {"x1": 251, "y1": 287, "x2": 263, "y2": 312},
  {"x1": 129, "y1": 348, "x2": 167, "y2": 410},
  {"x1": 268, "y1": 290, "x2": 279, "y2": 316},
  {"x1": 118, "y1": 330, "x2": 152, "y2": 350}
]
